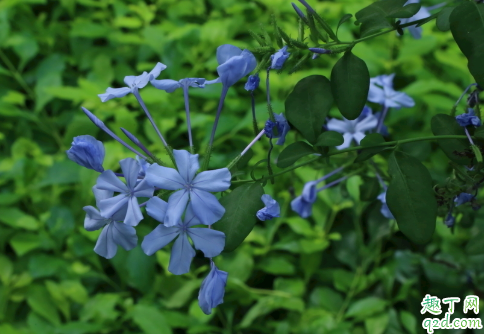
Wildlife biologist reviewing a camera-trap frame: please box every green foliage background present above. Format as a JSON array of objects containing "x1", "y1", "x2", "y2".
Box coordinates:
[{"x1": 0, "y1": 0, "x2": 483, "y2": 333}]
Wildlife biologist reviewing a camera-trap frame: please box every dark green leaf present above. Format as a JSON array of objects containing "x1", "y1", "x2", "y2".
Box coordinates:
[
  {"x1": 431, "y1": 114, "x2": 472, "y2": 165},
  {"x1": 466, "y1": 232, "x2": 484, "y2": 255},
  {"x1": 436, "y1": 7, "x2": 455, "y2": 32},
  {"x1": 277, "y1": 141, "x2": 316, "y2": 168},
  {"x1": 336, "y1": 14, "x2": 353, "y2": 36},
  {"x1": 315, "y1": 131, "x2": 344, "y2": 147},
  {"x1": 285, "y1": 75, "x2": 333, "y2": 144},
  {"x1": 387, "y1": 151, "x2": 437, "y2": 244},
  {"x1": 355, "y1": 0, "x2": 408, "y2": 37},
  {"x1": 27, "y1": 285, "x2": 61, "y2": 326},
  {"x1": 331, "y1": 51, "x2": 370, "y2": 120},
  {"x1": 450, "y1": 2, "x2": 484, "y2": 87},
  {"x1": 131, "y1": 305, "x2": 172, "y2": 334},
  {"x1": 354, "y1": 133, "x2": 388, "y2": 162},
  {"x1": 359, "y1": 176, "x2": 380, "y2": 201},
  {"x1": 216, "y1": 183, "x2": 265, "y2": 252},
  {"x1": 386, "y1": 3, "x2": 421, "y2": 19}
]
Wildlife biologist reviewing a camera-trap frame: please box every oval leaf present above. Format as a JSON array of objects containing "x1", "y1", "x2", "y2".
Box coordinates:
[
  {"x1": 315, "y1": 131, "x2": 344, "y2": 147},
  {"x1": 387, "y1": 151, "x2": 437, "y2": 244},
  {"x1": 436, "y1": 7, "x2": 455, "y2": 32},
  {"x1": 277, "y1": 141, "x2": 316, "y2": 168},
  {"x1": 354, "y1": 133, "x2": 388, "y2": 163},
  {"x1": 285, "y1": 75, "x2": 333, "y2": 144},
  {"x1": 331, "y1": 51, "x2": 370, "y2": 120},
  {"x1": 336, "y1": 14, "x2": 353, "y2": 35},
  {"x1": 216, "y1": 183, "x2": 264, "y2": 252},
  {"x1": 450, "y1": 2, "x2": 484, "y2": 87},
  {"x1": 431, "y1": 114, "x2": 472, "y2": 165}
]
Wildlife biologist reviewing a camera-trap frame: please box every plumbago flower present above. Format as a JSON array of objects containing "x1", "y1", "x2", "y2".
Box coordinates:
[
  {"x1": 368, "y1": 74, "x2": 415, "y2": 109},
  {"x1": 96, "y1": 158, "x2": 155, "y2": 226},
  {"x1": 146, "y1": 150, "x2": 231, "y2": 226},
  {"x1": 98, "y1": 63, "x2": 166, "y2": 102},
  {"x1": 326, "y1": 106, "x2": 378, "y2": 150},
  {"x1": 142, "y1": 198, "x2": 225, "y2": 275},
  {"x1": 83, "y1": 186, "x2": 137, "y2": 259},
  {"x1": 198, "y1": 261, "x2": 228, "y2": 315},
  {"x1": 271, "y1": 46, "x2": 290, "y2": 70},
  {"x1": 66, "y1": 135, "x2": 105, "y2": 172},
  {"x1": 245, "y1": 73, "x2": 260, "y2": 91},
  {"x1": 456, "y1": 109, "x2": 482, "y2": 127},
  {"x1": 256, "y1": 194, "x2": 281, "y2": 221},
  {"x1": 264, "y1": 113, "x2": 291, "y2": 145},
  {"x1": 211, "y1": 44, "x2": 257, "y2": 88}
]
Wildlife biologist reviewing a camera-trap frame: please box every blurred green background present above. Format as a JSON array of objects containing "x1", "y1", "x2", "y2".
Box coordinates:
[{"x1": 1, "y1": 0, "x2": 483, "y2": 333}]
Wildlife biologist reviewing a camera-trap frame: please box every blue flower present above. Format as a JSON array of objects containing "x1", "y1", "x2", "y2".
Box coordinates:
[
  {"x1": 368, "y1": 74, "x2": 415, "y2": 109},
  {"x1": 145, "y1": 150, "x2": 231, "y2": 226},
  {"x1": 291, "y1": 180, "x2": 317, "y2": 218},
  {"x1": 142, "y1": 199, "x2": 225, "y2": 275},
  {"x1": 377, "y1": 191, "x2": 395, "y2": 219},
  {"x1": 291, "y1": 2, "x2": 307, "y2": 21},
  {"x1": 198, "y1": 261, "x2": 228, "y2": 315},
  {"x1": 309, "y1": 48, "x2": 332, "y2": 55},
  {"x1": 83, "y1": 186, "x2": 137, "y2": 259},
  {"x1": 150, "y1": 78, "x2": 206, "y2": 93},
  {"x1": 455, "y1": 192, "x2": 474, "y2": 206},
  {"x1": 66, "y1": 135, "x2": 105, "y2": 172},
  {"x1": 96, "y1": 158, "x2": 155, "y2": 226},
  {"x1": 210, "y1": 44, "x2": 257, "y2": 88},
  {"x1": 444, "y1": 213, "x2": 455, "y2": 228},
  {"x1": 244, "y1": 74, "x2": 260, "y2": 91},
  {"x1": 98, "y1": 63, "x2": 166, "y2": 102},
  {"x1": 326, "y1": 106, "x2": 378, "y2": 149},
  {"x1": 456, "y1": 109, "x2": 481, "y2": 127},
  {"x1": 264, "y1": 113, "x2": 291, "y2": 145},
  {"x1": 256, "y1": 194, "x2": 281, "y2": 221},
  {"x1": 270, "y1": 45, "x2": 290, "y2": 70},
  {"x1": 399, "y1": 0, "x2": 431, "y2": 39}
]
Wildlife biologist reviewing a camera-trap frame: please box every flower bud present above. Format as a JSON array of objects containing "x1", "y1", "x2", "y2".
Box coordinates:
[{"x1": 66, "y1": 135, "x2": 105, "y2": 172}]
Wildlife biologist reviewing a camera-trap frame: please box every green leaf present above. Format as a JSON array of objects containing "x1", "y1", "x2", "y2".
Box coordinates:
[
  {"x1": 336, "y1": 14, "x2": 353, "y2": 36},
  {"x1": 0, "y1": 255, "x2": 12, "y2": 285},
  {"x1": 10, "y1": 233, "x2": 40, "y2": 256},
  {"x1": 386, "y1": 3, "x2": 421, "y2": 19},
  {"x1": 331, "y1": 51, "x2": 370, "y2": 120},
  {"x1": 131, "y1": 305, "x2": 172, "y2": 334},
  {"x1": 216, "y1": 183, "x2": 265, "y2": 252},
  {"x1": 355, "y1": 0, "x2": 411, "y2": 37},
  {"x1": 315, "y1": 131, "x2": 344, "y2": 147},
  {"x1": 346, "y1": 297, "x2": 387, "y2": 319},
  {"x1": 431, "y1": 114, "x2": 472, "y2": 165},
  {"x1": 27, "y1": 285, "x2": 61, "y2": 326},
  {"x1": 450, "y1": 2, "x2": 484, "y2": 87},
  {"x1": 466, "y1": 232, "x2": 484, "y2": 255},
  {"x1": 277, "y1": 141, "x2": 316, "y2": 168},
  {"x1": 285, "y1": 75, "x2": 333, "y2": 144},
  {"x1": 436, "y1": 7, "x2": 455, "y2": 32},
  {"x1": 0, "y1": 208, "x2": 39, "y2": 230},
  {"x1": 354, "y1": 133, "x2": 388, "y2": 163},
  {"x1": 309, "y1": 287, "x2": 343, "y2": 312},
  {"x1": 386, "y1": 151, "x2": 437, "y2": 244},
  {"x1": 359, "y1": 176, "x2": 380, "y2": 201},
  {"x1": 365, "y1": 313, "x2": 390, "y2": 334}
]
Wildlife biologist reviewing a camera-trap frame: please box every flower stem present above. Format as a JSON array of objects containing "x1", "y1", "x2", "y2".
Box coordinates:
[
  {"x1": 375, "y1": 106, "x2": 389, "y2": 134},
  {"x1": 266, "y1": 67, "x2": 276, "y2": 122},
  {"x1": 251, "y1": 91, "x2": 259, "y2": 136},
  {"x1": 226, "y1": 130, "x2": 266, "y2": 170},
  {"x1": 182, "y1": 85, "x2": 194, "y2": 153}
]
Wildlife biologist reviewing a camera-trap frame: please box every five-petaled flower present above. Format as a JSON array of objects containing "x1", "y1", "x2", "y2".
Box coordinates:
[
  {"x1": 83, "y1": 186, "x2": 137, "y2": 259},
  {"x1": 96, "y1": 158, "x2": 155, "y2": 226},
  {"x1": 456, "y1": 109, "x2": 482, "y2": 127},
  {"x1": 291, "y1": 180, "x2": 318, "y2": 218},
  {"x1": 98, "y1": 63, "x2": 166, "y2": 102},
  {"x1": 368, "y1": 74, "x2": 415, "y2": 109},
  {"x1": 326, "y1": 106, "x2": 378, "y2": 150},
  {"x1": 146, "y1": 150, "x2": 231, "y2": 226},
  {"x1": 142, "y1": 198, "x2": 225, "y2": 275},
  {"x1": 66, "y1": 135, "x2": 105, "y2": 172},
  {"x1": 256, "y1": 194, "x2": 281, "y2": 221},
  {"x1": 198, "y1": 261, "x2": 228, "y2": 315}
]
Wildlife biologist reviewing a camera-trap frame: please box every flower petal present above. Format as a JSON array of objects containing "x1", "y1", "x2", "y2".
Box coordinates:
[
  {"x1": 368, "y1": 86, "x2": 385, "y2": 105},
  {"x1": 165, "y1": 190, "x2": 190, "y2": 227},
  {"x1": 133, "y1": 72, "x2": 151, "y2": 89},
  {"x1": 190, "y1": 189, "x2": 225, "y2": 225},
  {"x1": 124, "y1": 196, "x2": 143, "y2": 226},
  {"x1": 145, "y1": 164, "x2": 186, "y2": 190},
  {"x1": 301, "y1": 181, "x2": 317, "y2": 202},
  {"x1": 146, "y1": 197, "x2": 168, "y2": 223},
  {"x1": 66, "y1": 135, "x2": 105, "y2": 172},
  {"x1": 133, "y1": 178, "x2": 155, "y2": 198},
  {"x1": 92, "y1": 185, "x2": 113, "y2": 208},
  {"x1": 111, "y1": 221, "x2": 137, "y2": 250},
  {"x1": 150, "y1": 79, "x2": 182, "y2": 93},
  {"x1": 355, "y1": 114, "x2": 378, "y2": 133},
  {"x1": 97, "y1": 170, "x2": 129, "y2": 193},
  {"x1": 119, "y1": 158, "x2": 140, "y2": 190},
  {"x1": 188, "y1": 228, "x2": 225, "y2": 257},
  {"x1": 216, "y1": 50, "x2": 257, "y2": 87},
  {"x1": 149, "y1": 62, "x2": 167, "y2": 80},
  {"x1": 83, "y1": 206, "x2": 109, "y2": 231},
  {"x1": 291, "y1": 196, "x2": 313, "y2": 218},
  {"x1": 168, "y1": 233, "x2": 196, "y2": 275},
  {"x1": 183, "y1": 202, "x2": 203, "y2": 227},
  {"x1": 198, "y1": 262, "x2": 228, "y2": 315},
  {"x1": 336, "y1": 133, "x2": 354, "y2": 150},
  {"x1": 216, "y1": 44, "x2": 243, "y2": 65},
  {"x1": 93, "y1": 225, "x2": 117, "y2": 259},
  {"x1": 326, "y1": 118, "x2": 352, "y2": 134},
  {"x1": 141, "y1": 224, "x2": 179, "y2": 256},
  {"x1": 98, "y1": 87, "x2": 131, "y2": 102},
  {"x1": 173, "y1": 149, "x2": 200, "y2": 183},
  {"x1": 192, "y1": 168, "x2": 231, "y2": 192},
  {"x1": 99, "y1": 194, "x2": 129, "y2": 219},
  {"x1": 353, "y1": 132, "x2": 366, "y2": 145}
]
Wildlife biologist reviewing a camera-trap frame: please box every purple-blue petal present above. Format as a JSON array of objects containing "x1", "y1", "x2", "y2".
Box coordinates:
[
  {"x1": 291, "y1": 196, "x2": 314, "y2": 218},
  {"x1": 190, "y1": 189, "x2": 225, "y2": 225},
  {"x1": 188, "y1": 228, "x2": 225, "y2": 257},
  {"x1": 66, "y1": 135, "x2": 105, "y2": 172},
  {"x1": 98, "y1": 87, "x2": 132, "y2": 102},
  {"x1": 198, "y1": 262, "x2": 228, "y2": 315},
  {"x1": 164, "y1": 190, "x2": 190, "y2": 227},
  {"x1": 168, "y1": 233, "x2": 196, "y2": 275},
  {"x1": 141, "y1": 224, "x2": 180, "y2": 256},
  {"x1": 146, "y1": 197, "x2": 168, "y2": 223}
]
